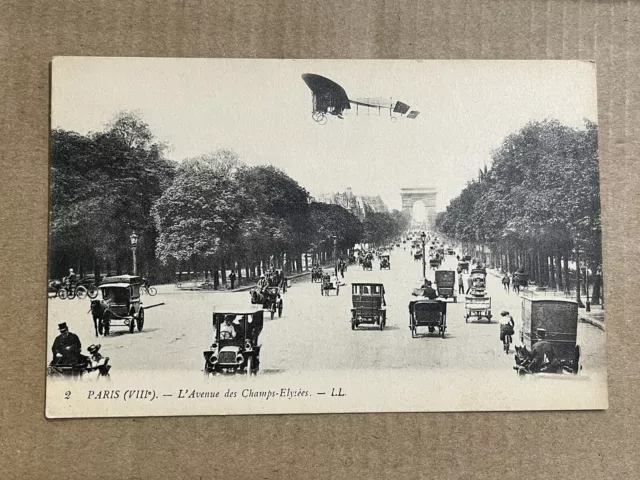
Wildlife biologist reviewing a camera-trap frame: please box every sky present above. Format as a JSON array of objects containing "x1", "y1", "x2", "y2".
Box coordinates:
[{"x1": 51, "y1": 58, "x2": 597, "y2": 211}]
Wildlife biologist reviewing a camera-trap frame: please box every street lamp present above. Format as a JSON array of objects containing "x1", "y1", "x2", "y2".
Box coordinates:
[
  {"x1": 130, "y1": 231, "x2": 139, "y2": 276},
  {"x1": 421, "y1": 231, "x2": 426, "y2": 280}
]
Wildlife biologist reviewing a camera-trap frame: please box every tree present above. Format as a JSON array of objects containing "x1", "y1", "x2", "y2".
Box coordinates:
[{"x1": 50, "y1": 111, "x2": 175, "y2": 280}]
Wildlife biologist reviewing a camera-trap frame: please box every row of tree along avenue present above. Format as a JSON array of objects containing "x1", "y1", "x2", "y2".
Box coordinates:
[
  {"x1": 50, "y1": 111, "x2": 410, "y2": 286},
  {"x1": 435, "y1": 120, "x2": 603, "y2": 304}
]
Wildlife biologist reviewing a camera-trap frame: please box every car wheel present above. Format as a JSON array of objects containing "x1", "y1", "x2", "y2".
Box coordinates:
[
  {"x1": 278, "y1": 303, "x2": 283, "y2": 318},
  {"x1": 148, "y1": 287, "x2": 157, "y2": 296},
  {"x1": 573, "y1": 345, "x2": 581, "y2": 374},
  {"x1": 137, "y1": 308, "x2": 144, "y2": 332},
  {"x1": 87, "y1": 286, "x2": 99, "y2": 299},
  {"x1": 270, "y1": 309, "x2": 275, "y2": 320},
  {"x1": 246, "y1": 356, "x2": 253, "y2": 377}
]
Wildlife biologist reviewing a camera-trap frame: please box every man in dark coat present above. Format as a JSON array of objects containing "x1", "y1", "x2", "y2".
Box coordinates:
[{"x1": 51, "y1": 322, "x2": 83, "y2": 366}]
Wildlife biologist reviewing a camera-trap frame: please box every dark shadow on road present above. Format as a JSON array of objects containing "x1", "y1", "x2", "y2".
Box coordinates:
[{"x1": 103, "y1": 328, "x2": 161, "y2": 338}]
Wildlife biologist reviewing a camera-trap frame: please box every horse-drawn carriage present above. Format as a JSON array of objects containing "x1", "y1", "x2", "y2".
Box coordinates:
[
  {"x1": 515, "y1": 291, "x2": 581, "y2": 375},
  {"x1": 457, "y1": 261, "x2": 469, "y2": 274},
  {"x1": 320, "y1": 268, "x2": 341, "y2": 296},
  {"x1": 203, "y1": 308, "x2": 263, "y2": 377},
  {"x1": 409, "y1": 299, "x2": 447, "y2": 338},
  {"x1": 429, "y1": 257, "x2": 441, "y2": 269},
  {"x1": 311, "y1": 266, "x2": 323, "y2": 282},
  {"x1": 379, "y1": 254, "x2": 390, "y2": 270},
  {"x1": 362, "y1": 257, "x2": 373, "y2": 270},
  {"x1": 351, "y1": 283, "x2": 387, "y2": 331},
  {"x1": 250, "y1": 286, "x2": 283, "y2": 319},
  {"x1": 95, "y1": 275, "x2": 148, "y2": 334}
]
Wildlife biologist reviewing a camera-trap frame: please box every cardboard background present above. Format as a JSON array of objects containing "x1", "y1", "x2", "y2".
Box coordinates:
[{"x1": 0, "y1": 1, "x2": 637, "y2": 478}]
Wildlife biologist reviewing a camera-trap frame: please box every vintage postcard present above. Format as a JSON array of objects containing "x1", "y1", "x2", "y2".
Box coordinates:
[{"x1": 46, "y1": 58, "x2": 606, "y2": 417}]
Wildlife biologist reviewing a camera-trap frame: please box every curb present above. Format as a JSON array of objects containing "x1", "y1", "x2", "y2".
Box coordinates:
[
  {"x1": 189, "y1": 271, "x2": 312, "y2": 293},
  {"x1": 579, "y1": 315, "x2": 605, "y2": 331}
]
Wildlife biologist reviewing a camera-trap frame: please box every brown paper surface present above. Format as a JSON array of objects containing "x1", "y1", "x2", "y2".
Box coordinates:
[{"x1": 0, "y1": 1, "x2": 638, "y2": 478}]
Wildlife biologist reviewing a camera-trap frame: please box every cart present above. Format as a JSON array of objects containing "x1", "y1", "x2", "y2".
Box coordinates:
[{"x1": 464, "y1": 295, "x2": 492, "y2": 323}]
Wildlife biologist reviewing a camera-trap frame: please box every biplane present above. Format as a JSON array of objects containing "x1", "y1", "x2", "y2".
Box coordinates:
[{"x1": 301, "y1": 73, "x2": 420, "y2": 125}]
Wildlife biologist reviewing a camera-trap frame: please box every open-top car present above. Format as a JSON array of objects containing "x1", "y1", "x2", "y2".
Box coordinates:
[
  {"x1": 351, "y1": 283, "x2": 387, "y2": 331},
  {"x1": 203, "y1": 308, "x2": 263, "y2": 377},
  {"x1": 250, "y1": 285, "x2": 283, "y2": 319},
  {"x1": 320, "y1": 268, "x2": 340, "y2": 296},
  {"x1": 379, "y1": 254, "x2": 390, "y2": 270}
]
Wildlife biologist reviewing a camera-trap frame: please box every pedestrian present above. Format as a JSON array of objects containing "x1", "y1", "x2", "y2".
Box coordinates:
[
  {"x1": 502, "y1": 273, "x2": 510, "y2": 292},
  {"x1": 458, "y1": 272, "x2": 465, "y2": 295},
  {"x1": 229, "y1": 270, "x2": 236, "y2": 290},
  {"x1": 51, "y1": 322, "x2": 83, "y2": 366}
]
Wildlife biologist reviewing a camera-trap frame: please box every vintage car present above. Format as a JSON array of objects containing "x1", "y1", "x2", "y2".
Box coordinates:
[
  {"x1": 98, "y1": 275, "x2": 145, "y2": 334},
  {"x1": 429, "y1": 257, "x2": 441, "y2": 269},
  {"x1": 362, "y1": 257, "x2": 373, "y2": 270},
  {"x1": 413, "y1": 251, "x2": 423, "y2": 261},
  {"x1": 351, "y1": 283, "x2": 387, "y2": 331},
  {"x1": 409, "y1": 299, "x2": 447, "y2": 338},
  {"x1": 203, "y1": 308, "x2": 263, "y2": 377},
  {"x1": 379, "y1": 254, "x2": 390, "y2": 270},
  {"x1": 320, "y1": 268, "x2": 341, "y2": 296},
  {"x1": 435, "y1": 270, "x2": 457, "y2": 302},
  {"x1": 250, "y1": 285, "x2": 283, "y2": 319},
  {"x1": 447, "y1": 248, "x2": 455, "y2": 256},
  {"x1": 515, "y1": 291, "x2": 580, "y2": 374}
]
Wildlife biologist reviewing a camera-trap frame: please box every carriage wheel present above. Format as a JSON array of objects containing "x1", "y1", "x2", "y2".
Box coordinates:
[
  {"x1": 75, "y1": 286, "x2": 87, "y2": 299},
  {"x1": 441, "y1": 326, "x2": 445, "y2": 339},
  {"x1": 573, "y1": 345, "x2": 581, "y2": 374},
  {"x1": 278, "y1": 302, "x2": 283, "y2": 318},
  {"x1": 270, "y1": 306, "x2": 275, "y2": 320},
  {"x1": 87, "y1": 285, "x2": 99, "y2": 299},
  {"x1": 67, "y1": 289, "x2": 76, "y2": 300},
  {"x1": 57, "y1": 289, "x2": 67, "y2": 300},
  {"x1": 148, "y1": 287, "x2": 157, "y2": 296}
]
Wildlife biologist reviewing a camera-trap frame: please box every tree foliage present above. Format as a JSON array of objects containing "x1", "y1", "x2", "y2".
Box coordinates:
[{"x1": 436, "y1": 119, "x2": 601, "y2": 272}]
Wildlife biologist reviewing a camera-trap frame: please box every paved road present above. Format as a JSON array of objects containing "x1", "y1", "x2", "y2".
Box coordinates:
[{"x1": 46, "y1": 247, "x2": 606, "y2": 376}]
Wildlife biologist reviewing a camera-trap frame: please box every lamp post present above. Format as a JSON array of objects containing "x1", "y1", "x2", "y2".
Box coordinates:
[
  {"x1": 421, "y1": 231, "x2": 426, "y2": 280},
  {"x1": 130, "y1": 232, "x2": 139, "y2": 276}
]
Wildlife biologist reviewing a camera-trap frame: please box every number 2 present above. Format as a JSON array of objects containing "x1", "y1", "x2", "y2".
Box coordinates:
[{"x1": 65, "y1": 391, "x2": 71, "y2": 400}]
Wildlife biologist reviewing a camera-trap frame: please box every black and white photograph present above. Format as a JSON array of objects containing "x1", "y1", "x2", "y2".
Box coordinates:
[{"x1": 46, "y1": 58, "x2": 606, "y2": 417}]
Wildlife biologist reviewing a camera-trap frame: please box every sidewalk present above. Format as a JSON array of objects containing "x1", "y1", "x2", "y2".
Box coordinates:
[
  {"x1": 172, "y1": 270, "x2": 312, "y2": 293},
  {"x1": 487, "y1": 268, "x2": 605, "y2": 331},
  {"x1": 579, "y1": 309, "x2": 605, "y2": 331}
]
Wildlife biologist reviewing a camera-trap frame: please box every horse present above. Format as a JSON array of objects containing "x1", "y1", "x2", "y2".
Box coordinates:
[{"x1": 89, "y1": 299, "x2": 108, "y2": 337}]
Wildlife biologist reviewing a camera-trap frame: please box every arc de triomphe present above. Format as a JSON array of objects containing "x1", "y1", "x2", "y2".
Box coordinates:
[{"x1": 400, "y1": 187, "x2": 437, "y2": 225}]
